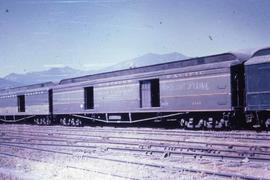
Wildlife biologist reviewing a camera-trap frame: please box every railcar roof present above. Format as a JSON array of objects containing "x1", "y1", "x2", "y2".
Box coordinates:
[
  {"x1": 244, "y1": 47, "x2": 270, "y2": 65},
  {"x1": 0, "y1": 82, "x2": 55, "y2": 94},
  {"x1": 245, "y1": 54, "x2": 270, "y2": 65},
  {"x1": 60, "y1": 52, "x2": 243, "y2": 85},
  {"x1": 252, "y1": 47, "x2": 270, "y2": 57}
]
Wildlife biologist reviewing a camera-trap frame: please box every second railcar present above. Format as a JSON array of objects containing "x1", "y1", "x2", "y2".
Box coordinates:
[
  {"x1": 0, "y1": 82, "x2": 55, "y2": 124},
  {"x1": 244, "y1": 47, "x2": 270, "y2": 129}
]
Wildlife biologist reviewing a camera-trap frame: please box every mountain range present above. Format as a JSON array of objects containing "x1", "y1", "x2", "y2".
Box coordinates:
[
  {"x1": 0, "y1": 78, "x2": 24, "y2": 89},
  {"x1": 4, "y1": 67, "x2": 85, "y2": 86},
  {"x1": 1, "y1": 52, "x2": 187, "y2": 88},
  {"x1": 101, "y1": 52, "x2": 187, "y2": 72}
]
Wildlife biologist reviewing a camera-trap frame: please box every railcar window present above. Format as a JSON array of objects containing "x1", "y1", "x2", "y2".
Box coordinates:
[
  {"x1": 140, "y1": 79, "x2": 160, "y2": 108},
  {"x1": 17, "y1": 95, "x2": 25, "y2": 112},
  {"x1": 84, "y1": 87, "x2": 94, "y2": 109}
]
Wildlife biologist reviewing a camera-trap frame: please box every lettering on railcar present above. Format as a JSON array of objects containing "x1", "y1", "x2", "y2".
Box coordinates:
[
  {"x1": 192, "y1": 100, "x2": 202, "y2": 105},
  {"x1": 98, "y1": 80, "x2": 133, "y2": 87},
  {"x1": 187, "y1": 82, "x2": 209, "y2": 90},
  {"x1": 165, "y1": 71, "x2": 204, "y2": 79}
]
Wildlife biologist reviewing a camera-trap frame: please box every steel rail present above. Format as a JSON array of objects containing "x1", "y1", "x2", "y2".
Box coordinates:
[
  {"x1": 2, "y1": 130, "x2": 269, "y2": 152},
  {"x1": 2, "y1": 130, "x2": 270, "y2": 158},
  {"x1": 1, "y1": 125, "x2": 269, "y2": 141},
  {"x1": 1, "y1": 140, "x2": 270, "y2": 163}
]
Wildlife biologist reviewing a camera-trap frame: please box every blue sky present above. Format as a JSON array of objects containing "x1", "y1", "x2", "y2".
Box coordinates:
[{"x1": 0, "y1": 0, "x2": 270, "y2": 76}]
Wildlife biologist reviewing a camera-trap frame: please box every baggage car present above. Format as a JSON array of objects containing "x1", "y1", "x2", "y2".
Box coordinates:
[
  {"x1": 53, "y1": 52, "x2": 248, "y2": 129},
  {"x1": 0, "y1": 82, "x2": 55, "y2": 124}
]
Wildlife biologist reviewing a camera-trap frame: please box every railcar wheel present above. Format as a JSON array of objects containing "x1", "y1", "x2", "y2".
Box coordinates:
[
  {"x1": 35, "y1": 118, "x2": 44, "y2": 125},
  {"x1": 66, "y1": 118, "x2": 71, "y2": 126},
  {"x1": 75, "y1": 119, "x2": 82, "y2": 127},
  {"x1": 184, "y1": 119, "x2": 189, "y2": 129},
  {"x1": 194, "y1": 118, "x2": 204, "y2": 129},
  {"x1": 214, "y1": 118, "x2": 223, "y2": 129},
  {"x1": 186, "y1": 118, "x2": 194, "y2": 129},
  {"x1": 45, "y1": 117, "x2": 51, "y2": 125},
  {"x1": 34, "y1": 118, "x2": 40, "y2": 125},
  {"x1": 70, "y1": 118, "x2": 75, "y2": 126},
  {"x1": 179, "y1": 118, "x2": 185, "y2": 128},
  {"x1": 62, "y1": 118, "x2": 67, "y2": 126},
  {"x1": 205, "y1": 118, "x2": 214, "y2": 130},
  {"x1": 60, "y1": 117, "x2": 68, "y2": 126},
  {"x1": 265, "y1": 119, "x2": 270, "y2": 131}
]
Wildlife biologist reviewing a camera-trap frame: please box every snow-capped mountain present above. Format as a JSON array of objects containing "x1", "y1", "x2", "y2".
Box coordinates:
[
  {"x1": 100, "y1": 52, "x2": 187, "y2": 72},
  {"x1": 2, "y1": 52, "x2": 188, "y2": 87},
  {"x1": 4, "y1": 66, "x2": 86, "y2": 85},
  {"x1": 0, "y1": 78, "x2": 23, "y2": 89}
]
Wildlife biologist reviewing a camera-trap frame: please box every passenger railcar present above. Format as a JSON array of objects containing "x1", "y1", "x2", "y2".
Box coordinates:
[
  {"x1": 244, "y1": 48, "x2": 270, "y2": 129},
  {"x1": 53, "y1": 52, "x2": 247, "y2": 129},
  {"x1": 0, "y1": 82, "x2": 55, "y2": 124}
]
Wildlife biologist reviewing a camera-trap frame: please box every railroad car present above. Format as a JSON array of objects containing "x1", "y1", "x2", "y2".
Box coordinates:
[
  {"x1": 244, "y1": 47, "x2": 270, "y2": 129},
  {"x1": 0, "y1": 82, "x2": 55, "y2": 124},
  {"x1": 53, "y1": 52, "x2": 248, "y2": 129}
]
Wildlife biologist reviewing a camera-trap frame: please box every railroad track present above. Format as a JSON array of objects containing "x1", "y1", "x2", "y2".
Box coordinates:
[
  {"x1": 2, "y1": 124, "x2": 270, "y2": 142},
  {"x1": 46, "y1": 125, "x2": 270, "y2": 138},
  {"x1": 10, "y1": 123, "x2": 269, "y2": 137},
  {"x1": 1, "y1": 140, "x2": 270, "y2": 163},
  {"x1": 0, "y1": 143, "x2": 266, "y2": 180},
  {"x1": 2, "y1": 129, "x2": 270, "y2": 153},
  {"x1": 1, "y1": 129, "x2": 270, "y2": 163}
]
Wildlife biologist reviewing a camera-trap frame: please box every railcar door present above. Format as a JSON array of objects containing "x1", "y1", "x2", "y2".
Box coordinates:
[
  {"x1": 48, "y1": 89, "x2": 53, "y2": 114},
  {"x1": 140, "y1": 79, "x2": 160, "y2": 108},
  {"x1": 17, "y1": 95, "x2": 25, "y2": 112},
  {"x1": 140, "y1": 80, "x2": 152, "y2": 108},
  {"x1": 231, "y1": 65, "x2": 245, "y2": 109},
  {"x1": 84, "y1": 86, "x2": 94, "y2": 109}
]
